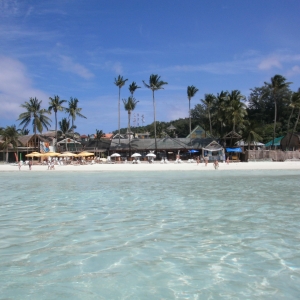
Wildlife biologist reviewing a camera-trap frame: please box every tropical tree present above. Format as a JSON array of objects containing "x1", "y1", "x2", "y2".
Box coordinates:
[
  {"x1": 123, "y1": 96, "x2": 139, "y2": 155},
  {"x1": 48, "y1": 95, "x2": 67, "y2": 145},
  {"x1": 95, "y1": 129, "x2": 105, "y2": 149},
  {"x1": 287, "y1": 89, "x2": 300, "y2": 149},
  {"x1": 58, "y1": 118, "x2": 74, "y2": 151},
  {"x1": 142, "y1": 74, "x2": 168, "y2": 151},
  {"x1": 17, "y1": 97, "x2": 52, "y2": 149},
  {"x1": 129, "y1": 81, "x2": 141, "y2": 96},
  {"x1": 201, "y1": 94, "x2": 215, "y2": 136},
  {"x1": 214, "y1": 91, "x2": 228, "y2": 137},
  {"x1": 264, "y1": 75, "x2": 292, "y2": 146},
  {"x1": 114, "y1": 75, "x2": 128, "y2": 144},
  {"x1": 1, "y1": 125, "x2": 19, "y2": 162},
  {"x1": 187, "y1": 85, "x2": 199, "y2": 137},
  {"x1": 65, "y1": 97, "x2": 86, "y2": 150},
  {"x1": 18, "y1": 128, "x2": 30, "y2": 135},
  {"x1": 242, "y1": 121, "x2": 263, "y2": 150}
]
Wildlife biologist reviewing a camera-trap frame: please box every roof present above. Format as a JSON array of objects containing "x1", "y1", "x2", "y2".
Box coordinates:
[
  {"x1": 265, "y1": 136, "x2": 284, "y2": 147},
  {"x1": 186, "y1": 125, "x2": 212, "y2": 139},
  {"x1": 109, "y1": 137, "x2": 216, "y2": 151},
  {"x1": 223, "y1": 131, "x2": 242, "y2": 139}
]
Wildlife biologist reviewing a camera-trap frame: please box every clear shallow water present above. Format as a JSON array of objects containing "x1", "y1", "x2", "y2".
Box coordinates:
[{"x1": 1, "y1": 170, "x2": 300, "y2": 299}]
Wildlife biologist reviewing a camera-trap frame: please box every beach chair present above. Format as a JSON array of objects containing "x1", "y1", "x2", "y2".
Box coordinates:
[{"x1": 160, "y1": 158, "x2": 164, "y2": 164}]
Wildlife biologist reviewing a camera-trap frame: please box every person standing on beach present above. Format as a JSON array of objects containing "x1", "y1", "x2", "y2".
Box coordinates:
[
  {"x1": 18, "y1": 161, "x2": 22, "y2": 171},
  {"x1": 197, "y1": 156, "x2": 200, "y2": 165},
  {"x1": 29, "y1": 160, "x2": 32, "y2": 170}
]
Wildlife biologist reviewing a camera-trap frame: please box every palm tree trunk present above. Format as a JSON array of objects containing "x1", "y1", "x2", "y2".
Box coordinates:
[
  {"x1": 55, "y1": 111, "x2": 57, "y2": 151},
  {"x1": 128, "y1": 111, "x2": 131, "y2": 156},
  {"x1": 208, "y1": 111, "x2": 212, "y2": 135},
  {"x1": 153, "y1": 90, "x2": 157, "y2": 152},
  {"x1": 272, "y1": 96, "x2": 277, "y2": 148},
  {"x1": 189, "y1": 99, "x2": 191, "y2": 137},
  {"x1": 118, "y1": 87, "x2": 121, "y2": 145},
  {"x1": 288, "y1": 108, "x2": 300, "y2": 149}
]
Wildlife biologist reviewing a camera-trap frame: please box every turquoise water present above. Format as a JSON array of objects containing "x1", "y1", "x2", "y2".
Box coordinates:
[{"x1": 1, "y1": 170, "x2": 300, "y2": 299}]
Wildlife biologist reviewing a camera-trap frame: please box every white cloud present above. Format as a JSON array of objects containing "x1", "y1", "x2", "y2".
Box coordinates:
[
  {"x1": 286, "y1": 65, "x2": 300, "y2": 77},
  {"x1": 59, "y1": 55, "x2": 94, "y2": 79},
  {"x1": 258, "y1": 55, "x2": 282, "y2": 70},
  {"x1": 0, "y1": 55, "x2": 49, "y2": 121}
]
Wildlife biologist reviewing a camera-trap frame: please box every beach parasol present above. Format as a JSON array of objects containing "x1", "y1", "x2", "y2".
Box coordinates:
[
  {"x1": 146, "y1": 153, "x2": 156, "y2": 157},
  {"x1": 131, "y1": 153, "x2": 142, "y2": 157},
  {"x1": 77, "y1": 151, "x2": 94, "y2": 157},
  {"x1": 58, "y1": 152, "x2": 78, "y2": 157},
  {"x1": 42, "y1": 151, "x2": 59, "y2": 157},
  {"x1": 25, "y1": 152, "x2": 42, "y2": 158},
  {"x1": 111, "y1": 153, "x2": 121, "y2": 157}
]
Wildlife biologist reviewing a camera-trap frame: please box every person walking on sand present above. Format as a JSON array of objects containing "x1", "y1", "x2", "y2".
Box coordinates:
[
  {"x1": 204, "y1": 156, "x2": 208, "y2": 166},
  {"x1": 18, "y1": 161, "x2": 22, "y2": 171},
  {"x1": 29, "y1": 160, "x2": 32, "y2": 170},
  {"x1": 196, "y1": 156, "x2": 200, "y2": 165},
  {"x1": 226, "y1": 156, "x2": 230, "y2": 164},
  {"x1": 213, "y1": 159, "x2": 219, "y2": 170}
]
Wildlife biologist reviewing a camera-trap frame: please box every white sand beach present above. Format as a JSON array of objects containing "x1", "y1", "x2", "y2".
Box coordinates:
[{"x1": 1, "y1": 160, "x2": 300, "y2": 172}]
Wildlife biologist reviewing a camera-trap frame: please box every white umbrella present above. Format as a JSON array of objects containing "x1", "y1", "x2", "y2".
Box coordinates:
[
  {"x1": 146, "y1": 153, "x2": 156, "y2": 157},
  {"x1": 111, "y1": 153, "x2": 121, "y2": 157},
  {"x1": 131, "y1": 153, "x2": 142, "y2": 157}
]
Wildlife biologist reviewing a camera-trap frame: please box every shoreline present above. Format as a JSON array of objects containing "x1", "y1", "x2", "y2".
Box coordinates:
[{"x1": 1, "y1": 161, "x2": 300, "y2": 172}]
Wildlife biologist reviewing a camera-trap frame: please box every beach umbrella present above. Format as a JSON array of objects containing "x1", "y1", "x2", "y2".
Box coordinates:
[
  {"x1": 146, "y1": 153, "x2": 156, "y2": 157},
  {"x1": 111, "y1": 153, "x2": 121, "y2": 157},
  {"x1": 77, "y1": 151, "x2": 94, "y2": 157},
  {"x1": 131, "y1": 153, "x2": 141, "y2": 157},
  {"x1": 58, "y1": 152, "x2": 78, "y2": 157},
  {"x1": 42, "y1": 151, "x2": 59, "y2": 157},
  {"x1": 25, "y1": 152, "x2": 42, "y2": 158}
]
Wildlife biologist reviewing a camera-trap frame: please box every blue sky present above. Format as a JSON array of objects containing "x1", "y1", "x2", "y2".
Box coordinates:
[{"x1": 1, "y1": 0, "x2": 300, "y2": 135}]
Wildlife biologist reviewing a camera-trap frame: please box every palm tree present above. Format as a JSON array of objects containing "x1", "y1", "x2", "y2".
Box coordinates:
[
  {"x1": 264, "y1": 75, "x2": 292, "y2": 147},
  {"x1": 129, "y1": 81, "x2": 141, "y2": 96},
  {"x1": 187, "y1": 85, "x2": 199, "y2": 137},
  {"x1": 95, "y1": 129, "x2": 105, "y2": 149},
  {"x1": 242, "y1": 122, "x2": 262, "y2": 151},
  {"x1": 58, "y1": 118, "x2": 74, "y2": 151},
  {"x1": 143, "y1": 74, "x2": 168, "y2": 152},
  {"x1": 123, "y1": 96, "x2": 139, "y2": 155},
  {"x1": 17, "y1": 97, "x2": 52, "y2": 149},
  {"x1": 65, "y1": 97, "x2": 86, "y2": 151},
  {"x1": 18, "y1": 128, "x2": 30, "y2": 135},
  {"x1": 201, "y1": 94, "x2": 215, "y2": 136},
  {"x1": 1, "y1": 125, "x2": 19, "y2": 162},
  {"x1": 48, "y1": 95, "x2": 67, "y2": 146},
  {"x1": 288, "y1": 89, "x2": 300, "y2": 149},
  {"x1": 114, "y1": 75, "x2": 128, "y2": 145},
  {"x1": 215, "y1": 91, "x2": 228, "y2": 137}
]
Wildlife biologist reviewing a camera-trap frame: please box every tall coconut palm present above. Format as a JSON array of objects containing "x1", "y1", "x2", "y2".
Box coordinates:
[
  {"x1": 215, "y1": 91, "x2": 228, "y2": 136},
  {"x1": 129, "y1": 81, "x2": 141, "y2": 96},
  {"x1": 288, "y1": 89, "x2": 300, "y2": 149},
  {"x1": 114, "y1": 75, "x2": 128, "y2": 145},
  {"x1": 95, "y1": 129, "x2": 105, "y2": 149},
  {"x1": 201, "y1": 94, "x2": 215, "y2": 136},
  {"x1": 224, "y1": 90, "x2": 247, "y2": 146},
  {"x1": 142, "y1": 74, "x2": 168, "y2": 152},
  {"x1": 242, "y1": 121, "x2": 262, "y2": 151},
  {"x1": 58, "y1": 118, "x2": 75, "y2": 152},
  {"x1": 65, "y1": 97, "x2": 86, "y2": 151},
  {"x1": 123, "y1": 96, "x2": 139, "y2": 155},
  {"x1": 48, "y1": 95, "x2": 67, "y2": 146},
  {"x1": 17, "y1": 97, "x2": 52, "y2": 149},
  {"x1": 1, "y1": 125, "x2": 19, "y2": 162},
  {"x1": 187, "y1": 85, "x2": 199, "y2": 137},
  {"x1": 264, "y1": 75, "x2": 292, "y2": 147}
]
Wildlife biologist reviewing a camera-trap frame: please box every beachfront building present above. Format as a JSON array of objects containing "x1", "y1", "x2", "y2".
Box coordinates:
[{"x1": 280, "y1": 133, "x2": 300, "y2": 150}]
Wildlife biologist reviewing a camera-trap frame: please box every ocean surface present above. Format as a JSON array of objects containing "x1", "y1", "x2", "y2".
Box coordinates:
[{"x1": 0, "y1": 170, "x2": 300, "y2": 299}]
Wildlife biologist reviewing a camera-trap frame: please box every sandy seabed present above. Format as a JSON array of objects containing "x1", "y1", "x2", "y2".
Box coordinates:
[{"x1": 1, "y1": 161, "x2": 300, "y2": 172}]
